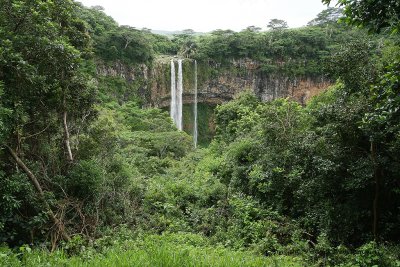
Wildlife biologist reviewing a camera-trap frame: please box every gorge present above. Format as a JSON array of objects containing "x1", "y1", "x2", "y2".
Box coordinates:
[{"x1": 96, "y1": 57, "x2": 332, "y2": 144}]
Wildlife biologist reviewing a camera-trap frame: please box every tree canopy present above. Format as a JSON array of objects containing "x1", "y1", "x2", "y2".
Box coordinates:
[{"x1": 323, "y1": 0, "x2": 400, "y2": 33}]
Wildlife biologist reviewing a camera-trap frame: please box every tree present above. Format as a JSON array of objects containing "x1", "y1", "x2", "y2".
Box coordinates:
[
  {"x1": 120, "y1": 25, "x2": 138, "y2": 49},
  {"x1": 91, "y1": 5, "x2": 105, "y2": 11},
  {"x1": 322, "y1": 0, "x2": 400, "y2": 33},
  {"x1": 182, "y1": 29, "x2": 195, "y2": 35},
  {"x1": 195, "y1": 30, "x2": 238, "y2": 62},
  {"x1": 96, "y1": 26, "x2": 154, "y2": 63},
  {"x1": 0, "y1": 0, "x2": 94, "y2": 244},
  {"x1": 267, "y1": 19, "x2": 288, "y2": 30},
  {"x1": 325, "y1": 39, "x2": 377, "y2": 92},
  {"x1": 244, "y1": 26, "x2": 261, "y2": 32},
  {"x1": 307, "y1": 7, "x2": 344, "y2": 26},
  {"x1": 323, "y1": 0, "x2": 400, "y2": 241},
  {"x1": 0, "y1": 82, "x2": 11, "y2": 144}
]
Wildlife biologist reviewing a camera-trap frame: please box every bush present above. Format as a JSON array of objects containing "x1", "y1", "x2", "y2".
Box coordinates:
[
  {"x1": 343, "y1": 242, "x2": 400, "y2": 267},
  {"x1": 66, "y1": 160, "x2": 104, "y2": 201}
]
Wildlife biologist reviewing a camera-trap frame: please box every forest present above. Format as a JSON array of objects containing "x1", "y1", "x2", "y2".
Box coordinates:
[{"x1": 0, "y1": 0, "x2": 399, "y2": 266}]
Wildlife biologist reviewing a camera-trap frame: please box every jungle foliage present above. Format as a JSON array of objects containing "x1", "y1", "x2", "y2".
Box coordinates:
[{"x1": 0, "y1": 0, "x2": 399, "y2": 266}]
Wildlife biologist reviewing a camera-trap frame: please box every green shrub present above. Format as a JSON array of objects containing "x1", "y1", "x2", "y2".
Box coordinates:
[
  {"x1": 66, "y1": 160, "x2": 104, "y2": 201},
  {"x1": 347, "y1": 242, "x2": 400, "y2": 267}
]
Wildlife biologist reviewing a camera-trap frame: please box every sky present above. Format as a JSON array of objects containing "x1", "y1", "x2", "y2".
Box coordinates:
[{"x1": 77, "y1": 0, "x2": 335, "y2": 32}]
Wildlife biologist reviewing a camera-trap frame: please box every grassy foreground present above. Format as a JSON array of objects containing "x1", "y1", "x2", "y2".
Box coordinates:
[{"x1": 0, "y1": 233, "x2": 303, "y2": 267}]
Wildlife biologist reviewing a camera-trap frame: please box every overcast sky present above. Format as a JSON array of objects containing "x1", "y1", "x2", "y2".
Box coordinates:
[{"x1": 77, "y1": 0, "x2": 334, "y2": 32}]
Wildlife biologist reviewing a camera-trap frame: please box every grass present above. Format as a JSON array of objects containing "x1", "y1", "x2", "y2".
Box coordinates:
[{"x1": 0, "y1": 233, "x2": 303, "y2": 267}]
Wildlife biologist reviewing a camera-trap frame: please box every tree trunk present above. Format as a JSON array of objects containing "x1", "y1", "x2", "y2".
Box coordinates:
[
  {"x1": 124, "y1": 39, "x2": 131, "y2": 49},
  {"x1": 370, "y1": 141, "x2": 380, "y2": 241},
  {"x1": 63, "y1": 96, "x2": 73, "y2": 162},
  {"x1": 3, "y1": 144, "x2": 70, "y2": 242}
]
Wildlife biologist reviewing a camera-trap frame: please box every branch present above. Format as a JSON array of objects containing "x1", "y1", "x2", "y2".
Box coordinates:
[
  {"x1": 21, "y1": 124, "x2": 50, "y2": 140},
  {"x1": 63, "y1": 110, "x2": 74, "y2": 162},
  {"x1": 3, "y1": 144, "x2": 70, "y2": 242},
  {"x1": 63, "y1": 93, "x2": 73, "y2": 162}
]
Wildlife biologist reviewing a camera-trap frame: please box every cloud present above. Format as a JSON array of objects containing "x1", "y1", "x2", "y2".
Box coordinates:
[{"x1": 78, "y1": 0, "x2": 329, "y2": 31}]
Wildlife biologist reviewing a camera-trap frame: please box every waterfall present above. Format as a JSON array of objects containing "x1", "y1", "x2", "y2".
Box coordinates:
[
  {"x1": 170, "y1": 59, "x2": 183, "y2": 130},
  {"x1": 170, "y1": 60, "x2": 177, "y2": 128},
  {"x1": 170, "y1": 59, "x2": 199, "y2": 148},
  {"x1": 193, "y1": 60, "x2": 198, "y2": 148},
  {"x1": 177, "y1": 59, "x2": 183, "y2": 130}
]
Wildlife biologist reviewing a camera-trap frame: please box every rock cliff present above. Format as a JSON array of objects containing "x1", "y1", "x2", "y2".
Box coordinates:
[{"x1": 96, "y1": 57, "x2": 331, "y2": 107}]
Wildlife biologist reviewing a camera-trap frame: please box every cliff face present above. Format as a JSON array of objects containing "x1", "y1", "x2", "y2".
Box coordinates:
[
  {"x1": 96, "y1": 58, "x2": 331, "y2": 107},
  {"x1": 96, "y1": 60, "x2": 149, "y2": 82}
]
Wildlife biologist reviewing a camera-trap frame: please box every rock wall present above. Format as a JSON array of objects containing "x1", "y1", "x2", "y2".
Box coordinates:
[
  {"x1": 96, "y1": 60, "x2": 149, "y2": 82},
  {"x1": 96, "y1": 58, "x2": 331, "y2": 107}
]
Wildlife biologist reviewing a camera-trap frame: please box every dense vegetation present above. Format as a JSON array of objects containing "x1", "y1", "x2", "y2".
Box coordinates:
[{"x1": 0, "y1": 0, "x2": 399, "y2": 266}]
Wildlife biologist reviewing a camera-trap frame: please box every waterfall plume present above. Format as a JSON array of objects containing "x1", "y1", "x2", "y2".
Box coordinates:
[
  {"x1": 193, "y1": 60, "x2": 198, "y2": 148},
  {"x1": 170, "y1": 59, "x2": 183, "y2": 130},
  {"x1": 177, "y1": 59, "x2": 183, "y2": 130},
  {"x1": 170, "y1": 60, "x2": 178, "y2": 128}
]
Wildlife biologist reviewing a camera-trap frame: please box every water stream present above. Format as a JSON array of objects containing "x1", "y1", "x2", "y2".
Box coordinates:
[
  {"x1": 193, "y1": 60, "x2": 198, "y2": 148},
  {"x1": 177, "y1": 59, "x2": 183, "y2": 130},
  {"x1": 171, "y1": 59, "x2": 198, "y2": 145},
  {"x1": 170, "y1": 60, "x2": 177, "y2": 128}
]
